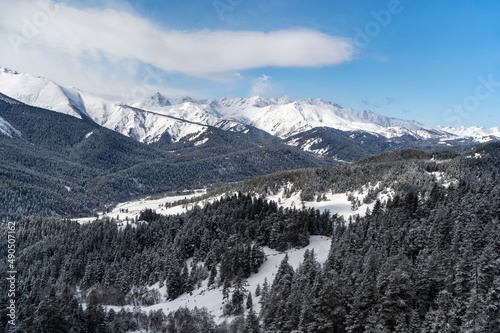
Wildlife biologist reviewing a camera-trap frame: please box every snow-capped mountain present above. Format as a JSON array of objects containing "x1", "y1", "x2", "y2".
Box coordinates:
[
  {"x1": 0, "y1": 67, "x2": 213, "y2": 143},
  {"x1": 132, "y1": 94, "x2": 250, "y2": 134},
  {"x1": 134, "y1": 93, "x2": 445, "y2": 139},
  {"x1": 200, "y1": 96, "x2": 447, "y2": 139},
  {"x1": 438, "y1": 125, "x2": 500, "y2": 143},
  {"x1": 1, "y1": 66, "x2": 499, "y2": 152}
]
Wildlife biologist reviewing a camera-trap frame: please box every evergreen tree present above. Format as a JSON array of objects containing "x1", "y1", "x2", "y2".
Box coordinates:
[
  {"x1": 255, "y1": 283, "x2": 261, "y2": 297},
  {"x1": 246, "y1": 291, "x2": 253, "y2": 309},
  {"x1": 243, "y1": 308, "x2": 261, "y2": 333},
  {"x1": 261, "y1": 254, "x2": 295, "y2": 332}
]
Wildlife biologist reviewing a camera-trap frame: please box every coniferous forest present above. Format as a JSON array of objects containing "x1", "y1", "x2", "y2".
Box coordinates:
[{"x1": 1, "y1": 143, "x2": 500, "y2": 332}]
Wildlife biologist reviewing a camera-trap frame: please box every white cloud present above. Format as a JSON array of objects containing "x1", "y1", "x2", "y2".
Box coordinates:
[
  {"x1": 250, "y1": 74, "x2": 273, "y2": 97},
  {"x1": 0, "y1": 0, "x2": 354, "y2": 96}
]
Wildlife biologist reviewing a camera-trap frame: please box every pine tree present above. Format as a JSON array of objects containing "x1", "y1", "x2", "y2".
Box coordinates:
[
  {"x1": 260, "y1": 278, "x2": 269, "y2": 304},
  {"x1": 243, "y1": 308, "x2": 261, "y2": 333},
  {"x1": 208, "y1": 265, "x2": 217, "y2": 287},
  {"x1": 261, "y1": 254, "x2": 295, "y2": 332},
  {"x1": 346, "y1": 246, "x2": 380, "y2": 333},
  {"x1": 374, "y1": 255, "x2": 413, "y2": 331},
  {"x1": 422, "y1": 290, "x2": 458, "y2": 333},
  {"x1": 255, "y1": 283, "x2": 261, "y2": 297},
  {"x1": 484, "y1": 277, "x2": 500, "y2": 332},
  {"x1": 246, "y1": 291, "x2": 253, "y2": 309}
]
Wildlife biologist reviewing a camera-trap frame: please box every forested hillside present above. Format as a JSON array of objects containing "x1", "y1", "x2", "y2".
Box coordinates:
[
  {"x1": 0, "y1": 99, "x2": 331, "y2": 220},
  {"x1": 284, "y1": 126, "x2": 479, "y2": 162},
  {"x1": 1, "y1": 143, "x2": 499, "y2": 332},
  {"x1": 259, "y1": 180, "x2": 500, "y2": 332},
  {"x1": 0, "y1": 194, "x2": 338, "y2": 331},
  {"x1": 207, "y1": 144, "x2": 495, "y2": 204}
]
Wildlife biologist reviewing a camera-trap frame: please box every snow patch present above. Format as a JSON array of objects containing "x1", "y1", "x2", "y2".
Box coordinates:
[
  {"x1": 0, "y1": 116, "x2": 21, "y2": 138},
  {"x1": 194, "y1": 138, "x2": 209, "y2": 146},
  {"x1": 466, "y1": 152, "x2": 483, "y2": 159},
  {"x1": 439, "y1": 125, "x2": 500, "y2": 142},
  {"x1": 73, "y1": 189, "x2": 207, "y2": 224},
  {"x1": 267, "y1": 182, "x2": 394, "y2": 220}
]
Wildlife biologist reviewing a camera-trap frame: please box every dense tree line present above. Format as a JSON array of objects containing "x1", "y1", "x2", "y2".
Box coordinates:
[{"x1": 209, "y1": 143, "x2": 500, "y2": 206}]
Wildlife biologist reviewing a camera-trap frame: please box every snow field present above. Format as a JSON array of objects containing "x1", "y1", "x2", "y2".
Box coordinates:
[
  {"x1": 73, "y1": 189, "x2": 207, "y2": 224},
  {"x1": 74, "y1": 180, "x2": 394, "y2": 224},
  {"x1": 267, "y1": 183, "x2": 394, "y2": 220}
]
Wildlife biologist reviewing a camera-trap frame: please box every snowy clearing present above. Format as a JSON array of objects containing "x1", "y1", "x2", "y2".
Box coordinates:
[
  {"x1": 267, "y1": 183, "x2": 394, "y2": 220},
  {"x1": 73, "y1": 189, "x2": 207, "y2": 224},
  {"x1": 106, "y1": 236, "x2": 332, "y2": 324}
]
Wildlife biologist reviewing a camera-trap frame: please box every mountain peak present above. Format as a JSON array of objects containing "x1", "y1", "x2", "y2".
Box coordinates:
[
  {"x1": 170, "y1": 96, "x2": 196, "y2": 104},
  {"x1": 298, "y1": 98, "x2": 341, "y2": 108},
  {"x1": 248, "y1": 96, "x2": 273, "y2": 108},
  {"x1": 146, "y1": 92, "x2": 171, "y2": 107},
  {"x1": 0, "y1": 67, "x2": 19, "y2": 75},
  {"x1": 277, "y1": 95, "x2": 294, "y2": 104}
]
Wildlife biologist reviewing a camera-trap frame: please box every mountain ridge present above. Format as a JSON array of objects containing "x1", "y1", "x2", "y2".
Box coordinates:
[{"x1": 1, "y1": 66, "x2": 499, "y2": 155}]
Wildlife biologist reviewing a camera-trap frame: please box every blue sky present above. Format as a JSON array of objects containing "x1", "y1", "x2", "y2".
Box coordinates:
[{"x1": 1, "y1": 0, "x2": 499, "y2": 127}]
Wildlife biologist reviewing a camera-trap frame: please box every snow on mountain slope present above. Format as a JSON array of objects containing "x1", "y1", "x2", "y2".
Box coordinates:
[
  {"x1": 135, "y1": 94, "x2": 448, "y2": 140},
  {"x1": 132, "y1": 93, "x2": 249, "y2": 134},
  {"x1": 0, "y1": 67, "x2": 210, "y2": 143},
  {"x1": 210, "y1": 96, "x2": 445, "y2": 139},
  {"x1": 98, "y1": 104, "x2": 210, "y2": 143},
  {"x1": 0, "y1": 92, "x2": 23, "y2": 105},
  {"x1": 0, "y1": 67, "x2": 87, "y2": 119},
  {"x1": 0, "y1": 116, "x2": 21, "y2": 138},
  {"x1": 439, "y1": 125, "x2": 500, "y2": 142}
]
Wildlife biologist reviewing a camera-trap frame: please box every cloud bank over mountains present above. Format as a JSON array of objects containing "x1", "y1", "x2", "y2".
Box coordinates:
[{"x1": 0, "y1": 0, "x2": 354, "y2": 97}]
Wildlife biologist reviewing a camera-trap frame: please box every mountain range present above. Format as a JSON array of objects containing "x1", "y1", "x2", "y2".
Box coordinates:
[
  {"x1": 1, "y1": 66, "x2": 500, "y2": 162},
  {"x1": 0, "y1": 90, "x2": 329, "y2": 220}
]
